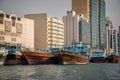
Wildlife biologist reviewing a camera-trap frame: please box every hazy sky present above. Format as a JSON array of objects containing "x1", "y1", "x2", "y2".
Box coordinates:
[{"x1": 0, "y1": 0, "x2": 120, "y2": 29}]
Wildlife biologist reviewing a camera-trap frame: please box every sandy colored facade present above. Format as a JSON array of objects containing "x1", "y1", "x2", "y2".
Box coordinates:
[
  {"x1": 21, "y1": 18, "x2": 34, "y2": 49},
  {"x1": 25, "y1": 13, "x2": 64, "y2": 50},
  {"x1": 72, "y1": 0, "x2": 90, "y2": 21},
  {"x1": 105, "y1": 25, "x2": 110, "y2": 54},
  {"x1": 0, "y1": 10, "x2": 34, "y2": 50},
  {"x1": 106, "y1": 17, "x2": 115, "y2": 54}
]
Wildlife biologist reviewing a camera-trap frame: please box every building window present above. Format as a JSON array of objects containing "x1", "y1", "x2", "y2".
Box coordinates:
[
  {"x1": 16, "y1": 23, "x2": 22, "y2": 33},
  {"x1": 0, "y1": 14, "x2": 4, "y2": 24},
  {"x1": 5, "y1": 21, "x2": 11, "y2": 32},
  {"x1": 11, "y1": 32, "x2": 17, "y2": 37},
  {"x1": 2, "y1": 36, "x2": 4, "y2": 41},
  {"x1": 0, "y1": 36, "x2": 5, "y2": 41},
  {"x1": 11, "y1": 16, "x2": 16, "y2": 26},
  {"x1": 11, "y1": 38, "x2": 16, "y2": 42}
]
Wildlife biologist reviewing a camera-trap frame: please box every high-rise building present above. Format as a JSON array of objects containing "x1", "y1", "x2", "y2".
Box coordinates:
[
  {"x1": 72, "y1": 0, "x2": 90, "y2": 21},
  {"x1": 79, "y1": 16, "x2": 90, "y2": 45},
  {"x1": 118, "y1": 26, "x2": 120, "y2": 54},
  {"x1": 90, "y1": 0, "x2": 106, "y2": 49},
  {"x1": 106, "y1": 17, "x2": 113, "y2": 48},
  {"x1": 72, "y1": 0, "x2": 106, "y2": 49},
  {"x1": 0, "y1": 10, "x2": 34, "y2": 51},
  {"x1": 63, "y1": 11, "x2": 79, "y2": 46},
  {"x1": 99, "y1": 0, "x2": 106, "y2": 49},
  {"x1": 105, "y1": 17, "x2": 114, "y2": 54},
  {"x1": 90, "y1": 0, "x2": 99, "y2": 48},
  {"x1": 113, "y1": 30, "x2": 118, "y2": 54},
  {"x1": 25, "y1": 13, "x2": 64, "y2": 49},
  {"x1": 105, "y1": 25, "x2": 110, "y2": 54}
]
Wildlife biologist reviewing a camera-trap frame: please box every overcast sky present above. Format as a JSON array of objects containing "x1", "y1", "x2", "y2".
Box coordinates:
[{"x1": 0, "y1": 0, "x2": 120, "y2": 29}]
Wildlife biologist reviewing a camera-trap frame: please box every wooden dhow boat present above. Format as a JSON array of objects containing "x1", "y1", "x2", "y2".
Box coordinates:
[
  {"x1": 107, "y1": 54, "x2": 120, "y2": 63},
  {"x1": 21, "y1": 50, "x2": 59, "y2": 65},
  {"x1": 55, "y1": 50, "x2": 89, "y2": 64}
]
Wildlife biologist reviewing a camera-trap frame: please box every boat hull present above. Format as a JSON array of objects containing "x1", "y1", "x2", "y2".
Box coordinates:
[
  {"x1": 21, "y1": 51, "x2": 59, "y2": 65},
  {"x1": 4, "y1": 54, "x2": 27, "y2": 65},
  {"x1": 90, "y1": 57, "x2": 107, "y2": 63},
  {"x1": 55, "y1": 50, "x2": 89, "y2": 64},
  {"x1": 107, "y1": 55, "x2": 120, "y2": 63}
]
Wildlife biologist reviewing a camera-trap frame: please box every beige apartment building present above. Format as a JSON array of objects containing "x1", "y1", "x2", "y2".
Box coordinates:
[
  {"x1": 72, "y1": 0, "x2": 90, "y2": 21},
  {"x1": 25, "y1": 13, "x2": 64, "y2": 50},
  {"x1": 0, "y1": 10, "x2": 34, "y2": 50},
  {"x1": 21, "y1": 18, "x2": 34, "y2": 49}
]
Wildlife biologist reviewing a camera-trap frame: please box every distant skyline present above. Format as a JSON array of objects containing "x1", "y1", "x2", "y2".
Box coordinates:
[{"x1": 0, "y1": 0, "x2": 120, "y2": 29}]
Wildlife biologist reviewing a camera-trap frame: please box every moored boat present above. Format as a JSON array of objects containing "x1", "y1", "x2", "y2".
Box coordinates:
[
  {"x1": 107, "y1": 54, "x2": 120, "y2": 63},
  {"x1": 55, "y1": 50, "x2": 89, "y2": 64},
  {"x1": 55, "y1": 42, "x2": 90, "y2": 64},
  {"x1": 90, "y1": 50, "x2": 107, "y2": 63},
  {"x1": 4, "y1": 53, "x2": 27, "y2": 65},
  {"x1": 21, "y1": 50, "x2": 59, "y2": 65},
  {"x1": 0, "y1": 48, "x2": 8, "y2": 65},
  {"x1": 0, "y1": 52, "x2": 4, "y2": 65}
]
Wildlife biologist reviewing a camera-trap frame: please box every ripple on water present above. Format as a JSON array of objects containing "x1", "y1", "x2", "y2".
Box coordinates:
[{"x1": 0, "y1": 63, "x2": 120, "y2": 80}]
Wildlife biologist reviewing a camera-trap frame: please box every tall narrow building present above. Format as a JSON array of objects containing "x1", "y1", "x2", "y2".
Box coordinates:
[
  {"x1": 90, "y1": 0, "x2": 99, "y2": 48},
  {"x1": 118, "y1": 26, "x2": 120, "y2": 54},
  {"x1": 99, "y1": 0, "x2": 106, "y2": 49},
  {"x1": 105, "y1": 17, "x2": 114, "y2": 54},
  {"x1": 90, "y1": 0, "x2": 106, "y2": 49},
  {"x1": 113, "y1": 30, "x2": 118, "y2": 54}
]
